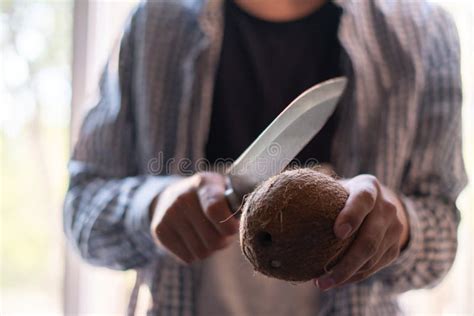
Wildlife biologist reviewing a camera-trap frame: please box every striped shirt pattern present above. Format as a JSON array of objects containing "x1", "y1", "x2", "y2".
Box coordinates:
[{"x1": 64, "y1": 0, "x2": 467, "y2": 315}]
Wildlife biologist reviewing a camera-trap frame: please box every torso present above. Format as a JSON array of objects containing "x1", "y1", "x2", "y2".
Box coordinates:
[
  {"x1": 205, "y1": 0, "x2": 343, "y2": 165},
  {"x1": 196, "y1": 236, "x2": 320, "y2": 316},
  {"x1": 199, "y1": 2, "x2": 343, "y2": 314}
]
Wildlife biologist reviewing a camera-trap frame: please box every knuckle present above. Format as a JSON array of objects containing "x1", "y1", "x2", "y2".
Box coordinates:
[
  {"x1": 356, "y1": 188, "x2": 376, "y2": 209},
  {"x1": 358, "y1": 188, "x2": 374, "y2": 201},
  {"x1": 383, "y1": 201, "x2": 397, "y2": 216},
  {"x1": 392, "y1": 220, "x2": 403, "y2": 234},
  {"x1": 364, "y1": 175, "x2": 379, "y2": 187}
]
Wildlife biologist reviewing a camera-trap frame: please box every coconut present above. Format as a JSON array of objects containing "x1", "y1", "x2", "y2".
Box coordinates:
[{"x1": 239, "y1": 168, "x2": 352, "y2": 282}]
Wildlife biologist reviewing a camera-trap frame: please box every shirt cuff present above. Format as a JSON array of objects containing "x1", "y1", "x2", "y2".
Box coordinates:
[{"x1": 125, "y1": 175, "x2": 183, "y2": 258}]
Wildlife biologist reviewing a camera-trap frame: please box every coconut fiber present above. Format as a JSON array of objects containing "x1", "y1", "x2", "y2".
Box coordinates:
[{"x1": 239, "y1": 168, "x2": 352, "y2": 282}]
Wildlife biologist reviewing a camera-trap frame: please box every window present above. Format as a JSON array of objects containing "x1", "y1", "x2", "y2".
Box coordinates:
[
  {"x1": 1, "y1": 0, "x2": 72, "y2": 314},
  {"x1": 66, "y1": 1, "x2": 138, "y2": 314}
]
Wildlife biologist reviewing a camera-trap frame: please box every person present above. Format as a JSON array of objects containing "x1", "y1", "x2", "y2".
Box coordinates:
[{"x1": 64, "y1": 0, "x2": 467, "y2": 315}]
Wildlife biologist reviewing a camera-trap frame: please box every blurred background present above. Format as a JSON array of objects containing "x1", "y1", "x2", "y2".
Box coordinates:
[{"x1": 0, "y1": 0, "x2": 472, "y2": 315}]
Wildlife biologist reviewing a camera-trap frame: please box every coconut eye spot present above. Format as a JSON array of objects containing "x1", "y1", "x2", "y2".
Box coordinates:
[
  {"x1": 256, "y1": 231, "x2": 272, "y2": 248},
  {"x1": 270, "y1": 260, "x2": 281, "y2": 268}
]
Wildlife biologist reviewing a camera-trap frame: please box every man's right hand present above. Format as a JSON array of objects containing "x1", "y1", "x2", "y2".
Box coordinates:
[{"x1": 150, "y1": 172, "x2": 239, "y2": 264}]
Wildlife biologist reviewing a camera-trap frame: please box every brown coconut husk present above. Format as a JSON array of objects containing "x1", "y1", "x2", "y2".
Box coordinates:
[{"x1": 239, "y1": 168, "x2": 352, "y2": 282}]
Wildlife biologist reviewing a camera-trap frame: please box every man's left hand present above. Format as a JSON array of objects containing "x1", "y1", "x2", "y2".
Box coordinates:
[{"x1": 314, "y1": 175, "x2": 410, "y2": 291}]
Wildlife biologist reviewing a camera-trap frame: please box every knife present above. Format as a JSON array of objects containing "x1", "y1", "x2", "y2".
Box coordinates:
[{"x1": 224, "y1": 76, "x2": 347, "y2": 214}]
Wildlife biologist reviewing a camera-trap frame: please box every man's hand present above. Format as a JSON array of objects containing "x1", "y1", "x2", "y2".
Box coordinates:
[
  {"x1": 150, "y1": 172, "x2": 239, "y2": 264},
  {"x1": 314, "y1": 175, "x2": 410, "y2": 290}
]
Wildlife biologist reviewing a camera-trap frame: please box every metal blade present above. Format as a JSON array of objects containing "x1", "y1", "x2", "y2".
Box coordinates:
[{"x1": 225, "y1": 77, "x2": 347, "y2": 211}]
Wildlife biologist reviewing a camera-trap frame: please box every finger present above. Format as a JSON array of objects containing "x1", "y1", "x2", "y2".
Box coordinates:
[
  {"x1": 358, "y1": 241, "x2": 387, "y2": 273},
  {"x1": 174, "y1": 219, "x2": 211, "y2": 260},
  {"x1": 196, "y1": 173, "x2": 239, "y2": 235},
  {"x1": 157, "y1": 225, "x2": 196, "y2": 264},
  {"x1": 372, "y1": 243, "x2": 400, "y2": 270},
  {"x1": 317, "y1": 209, "x2": 388, "y2": 290},
  {"x1": 330, "y1": 199, "x2": 402, "y2": 287},
  {"x1": 185, "y1": 190, "x2": 228, "y2": 243},
  {"x1": 185, "y1": 208, "x2": 231, "y2": 251},
  {"x1": 336, "y1": 272, "x2": 368, "y2": 287},
  {"x1": 334, "y1": 175, "x2": 380, "y2": 239},
  {"x1": 182, "y1": 195, "x2": 231, "y2": 251},
  {"x1": 358, "y1": 218, "x2": 401, "y2": 272},
  {"x1": 340, "y1": 243, "x2": 400, "y2": 286}
]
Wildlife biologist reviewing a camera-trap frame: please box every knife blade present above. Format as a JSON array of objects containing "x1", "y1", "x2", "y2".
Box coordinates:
[{"x1": 224, "y1": 76, "x2": 347, "y2": 213}]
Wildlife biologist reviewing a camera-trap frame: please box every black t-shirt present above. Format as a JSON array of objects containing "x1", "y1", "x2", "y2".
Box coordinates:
[{"x1": 205, "y1": 1, "x2": 343, "y2": 164}]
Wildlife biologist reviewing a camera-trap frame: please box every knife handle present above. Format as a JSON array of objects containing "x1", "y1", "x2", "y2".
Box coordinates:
[{"x1": 224, "y1": 184, "x2": 242, "y2": 217}]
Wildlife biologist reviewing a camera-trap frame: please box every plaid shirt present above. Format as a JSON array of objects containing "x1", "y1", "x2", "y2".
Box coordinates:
[{"x1": 64, "y1": 0, "x2": 467, "y2": 315}]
